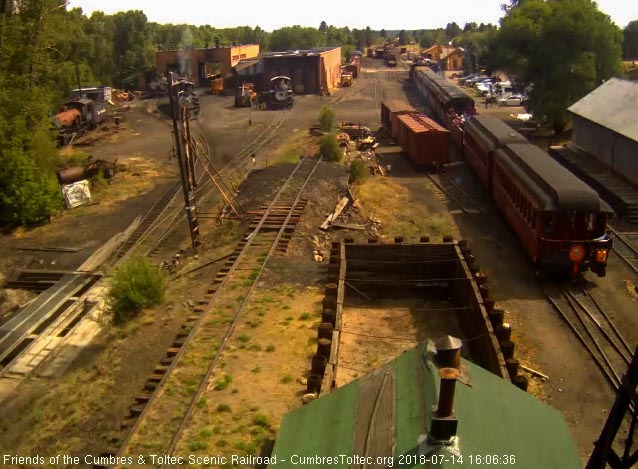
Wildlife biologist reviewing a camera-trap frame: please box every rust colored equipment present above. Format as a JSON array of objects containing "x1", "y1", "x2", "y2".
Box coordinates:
[
  {"x1": 52, "y1": 108, "x2": 81, "y2": 129},
  {"x1": 380, "y1": 100, "x2": 416, "y2": 138},
  {"x1": 340, "y1": 73, "x2": 353, "y2": 87},
  {"x1": 396, "y1": 113, "x2": 449, "y2": 169},
  {"x1": 234, "y1": 83, "x2": 256, "y2": 107}
]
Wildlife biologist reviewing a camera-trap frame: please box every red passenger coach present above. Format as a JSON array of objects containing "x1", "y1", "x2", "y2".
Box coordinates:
[
  {"x1": 396, "y1": 113, "x2": 450, "y2": 169},
  {"x1": 492, "y1": 143, "x2": 613, "y2": 277},
  {"x1": 463, "y1": 115, "x2": 527, "y2": 191},
  {"x1": 380, "y1": 100, "x2": 417, "y2": 139}
]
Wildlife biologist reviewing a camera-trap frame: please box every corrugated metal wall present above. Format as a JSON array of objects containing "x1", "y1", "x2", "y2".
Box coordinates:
[{"x1": 573, "y1": 116, "x2": 638, "y2": 186}]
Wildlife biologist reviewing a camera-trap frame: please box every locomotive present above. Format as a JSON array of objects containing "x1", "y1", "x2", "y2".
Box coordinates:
[
  {"x1": 259, "y1": 76, "x2": 294, "y2": 110},
  {"x1": 396, "y1": 67, "x2": 613, "y2": 278},
  {"x1": 52, "y1": 98, "x2": 107, "y2": 145}
]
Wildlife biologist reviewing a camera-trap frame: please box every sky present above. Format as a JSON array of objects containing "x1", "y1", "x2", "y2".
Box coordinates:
[{"x1": 67, "y1": 0, "x2": 637, "y2": 30}]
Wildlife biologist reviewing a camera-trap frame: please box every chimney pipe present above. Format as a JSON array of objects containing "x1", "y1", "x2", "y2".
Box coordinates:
[
  {"x1": 435, "y1": 367, "x2": 460, "y2": 418},
  {"x1": 435, "y1": 335, "x2": 462, "y2": 369}
]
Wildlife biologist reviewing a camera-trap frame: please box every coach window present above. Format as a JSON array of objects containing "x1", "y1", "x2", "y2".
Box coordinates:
[{"x1": 585, "y1": 213, "x2": 594, "y2": 232}]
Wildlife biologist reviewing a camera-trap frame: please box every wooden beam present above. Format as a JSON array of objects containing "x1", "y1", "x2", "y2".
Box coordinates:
[{"x1": 320, "y1": 197, "x2": 350, "y2": 230}]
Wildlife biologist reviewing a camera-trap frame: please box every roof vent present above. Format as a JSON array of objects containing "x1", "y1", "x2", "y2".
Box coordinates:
[
  {"x1": 428, "y1": 367, "x2": 460, "y2": 445},
  {"x1": 435, "y1": 335, "x2": 462, "y2": 369}
]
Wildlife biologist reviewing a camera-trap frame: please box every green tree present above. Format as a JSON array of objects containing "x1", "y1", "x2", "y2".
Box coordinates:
[
  {"x1": 398, "y1": 29, "x2": 407, "y2": 46},
  {"x1": 319, "y1": 20, "x2": 328, "y2": 33},
  {"x1": 269, "y1": 25, "x2": 325, "y2": 51},
  {"x1": 445, "y1": 22, "x2": 461, "y2": 39},
  {"x1": 318, "y1": 106, "x2": 336, "y2": 132},
  {"x1": 489, "y1": 0, "x2": 622, "y2": 131},
  {"x1": 380, "y1": 29, "x2": 387, "y2": 38},
  {"x1": 623, "y1": 20, "x2": 638, "y2": 60},
  {"x1": 319, "y1": 133, "x2": 342, "y2": 162}
]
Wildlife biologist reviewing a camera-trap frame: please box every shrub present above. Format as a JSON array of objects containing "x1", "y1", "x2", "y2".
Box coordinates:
[
  {"x1": 319, "y1": 133, "x2": 343, "y2": 162},
  {"x1": 318, "y1": 106, "x2": 336, "y2": 132},
  {"x1": 349, "y1": 159, "x2": 367, "y2": 184},
  {"x1": 108, "y1": 257, "x2": 165, "y2": 324}
]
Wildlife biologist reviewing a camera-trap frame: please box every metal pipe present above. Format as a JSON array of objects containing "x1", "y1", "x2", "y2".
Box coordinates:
[{"x1": 436, "y1": 367, "x2": 460, "y2": 418}]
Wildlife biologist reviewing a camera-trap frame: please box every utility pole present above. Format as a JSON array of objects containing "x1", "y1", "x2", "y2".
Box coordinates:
[{"x1": 168, "y1": 72, "x2": 200, "y2": 253}]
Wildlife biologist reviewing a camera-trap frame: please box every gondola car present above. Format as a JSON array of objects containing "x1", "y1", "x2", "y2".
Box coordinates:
[
  {"x1": 492, "y1": 142, "x2": 612, "y2": 277},
  {"x1": 463, "y1": 115, "x2": 527, "y2": 191}
]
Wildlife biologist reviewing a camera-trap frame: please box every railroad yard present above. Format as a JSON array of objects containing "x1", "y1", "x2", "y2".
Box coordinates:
[{"x1": 1, "y1": 54, "x2": 638, "y2": 467}]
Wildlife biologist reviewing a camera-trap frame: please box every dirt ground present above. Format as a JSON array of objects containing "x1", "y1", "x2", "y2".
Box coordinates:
[{"x1": 0, "y1": 56, "x2": 634, "y2": 466}]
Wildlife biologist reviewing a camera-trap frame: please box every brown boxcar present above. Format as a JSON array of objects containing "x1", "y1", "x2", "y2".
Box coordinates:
[
  {"x1": 396, "y1": 113, "x2": 450, "y2": 169},
  {"x1": 380, "y1": 100, "x2": 417, "y2": 138}
]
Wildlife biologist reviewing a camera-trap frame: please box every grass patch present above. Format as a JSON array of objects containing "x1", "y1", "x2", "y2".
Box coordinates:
[
  {"x1": 197, "y1": 397, "x2": 207, "y2": 408},
  {"x1": 252, "y1": 414, "x2": 270, "y2": 428},
  {"x1": 214, "y1": 374, "x2": 233, "y2": 391},
  {"x1": 265, "y1": 344, "x2": 276, "y2": 352},
  {"x1": 281, "y1": 374, "x2": 293, "y2": 384},
  {"x1": 238, "y1": 333, "x2": 251, "y2": 343},
  {"x1": 298, "y1": 313, "x2": 311, "y2": 321},
  {"x1": 188, "y1": 441, "x2": 207, "y2": 451},
  {"x1": 107, "y1": 257, "x2": 165, "y2": 324},
  {"x1": 251, "y1": 366, "x2": 261, "y2": 373},
  {"x1": 216, "y1": 403, "x2": 232, "y2": 413}
]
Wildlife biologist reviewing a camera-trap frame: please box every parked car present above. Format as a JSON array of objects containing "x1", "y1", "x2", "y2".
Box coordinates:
[
  {"x1": 458, "y1": 73, "x2": 479, "y2": 85},
  {"x1": 498, "y1": 94, "x2": 524, "y2": 106}
]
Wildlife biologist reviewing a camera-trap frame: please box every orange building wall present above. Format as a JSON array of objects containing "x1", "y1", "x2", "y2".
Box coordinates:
[
  {"x1": 155, "y1": 45, "x2": 259, "y2": 86},
  {"x1": 445, "y1": 51, "x2": 464, "y2": 71},
  {"x1": 320, "y1": 47, "x2": 342, "y2": 91}
]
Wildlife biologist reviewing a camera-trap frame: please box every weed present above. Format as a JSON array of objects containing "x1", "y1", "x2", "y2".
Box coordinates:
[
  {"x1": 197, "y1": 397, "x2": 207, "y2": 408},
  {"x1": 285, "y1": 316, "x2": 293, "y2": 321},
  {"x1": 200, "y1": 428, "x2": 213, "y2": 438},
  {"x1": 318, "y1": 106, "x2": 336, "y2": 132},
  {"x1": 213, "y1": 425, "x2": 222, "y2": 434},
  {"x1": 298, "y1": 313, "x2": 311, "y2": 321},
  {"x1": 250, "y1": 426, "x2": 262, "y2": 436},
  {"x1": 281, "y1": 374, "x2": 293, "y2": 384},
  {"x1": 319, "y1": 133, "x2": 342, "y2": 162},
  {"x1": 251, "y1": 366, "x2": 261, "y2": 373},
  {"x1": 266, "y1": 344, "x2": 276, "y2": 352},
  {"x1": 252, "y1": 414, "x2": 270, "y2": 428},
  {"x1": 238, "y1": 333, "x2": 251, "y2": 343},
  {"x1": 188, "y1": 441, "x2": 207, "y2": 451},
  {"x1": 231, "y1": 388, "x2": 239, "y2": 394},
  {"x1": 214, "y1": 374, "x2": 233, "y2": 391},
  {"x1": 216, "y1": 403, "x2": 232, "y2": 413},
  {"x1": 282, "y1": 304, "x2": 291, "y2": 310},
  {"x1": 248, "y1": 343, "x2": 262, "y2": 351},
  {"x1": 108, "y1": 257, "x2": 165, "y2": 324},
  {"x1": 234, "y1": 441, "x2": 247, "y2": 451},
  {"x1": 216, "y1": 439, "x2": 228, "y2": 448},
  {"x1": 349, "y1": 159, "x2": 367, "y2": 184}
]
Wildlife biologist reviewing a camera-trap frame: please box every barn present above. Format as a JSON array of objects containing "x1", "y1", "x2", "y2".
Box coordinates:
[{"x1": 568, "y1": 78, "x2": 638, "y2": 185}]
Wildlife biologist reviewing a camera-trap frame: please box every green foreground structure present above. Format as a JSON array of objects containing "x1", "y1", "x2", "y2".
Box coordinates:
[{"x1": 268, "y1": 342, "x2": 581, "y2": 468}]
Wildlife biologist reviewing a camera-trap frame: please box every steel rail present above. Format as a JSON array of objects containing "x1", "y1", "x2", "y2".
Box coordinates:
[
  {"x1": 114, "y1": 156, "x2": 320, "y2": 462},
  {"x1": 162, "y1": 156, "x2": 321, "y2": 460}
]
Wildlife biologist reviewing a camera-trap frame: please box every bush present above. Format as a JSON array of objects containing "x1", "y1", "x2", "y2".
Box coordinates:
[
  {"x1": 107, "y1": 257, "x2": 165, "y2": 324},
  {"x1": 349, "y1": 159, "x2": 367, "y2": 184},
  {"x1": 318, "y1": 106, "x2": 336, "y2": 132},
  {"x1": 319, "y1": 133, "x2": 343, "y2": 162}
]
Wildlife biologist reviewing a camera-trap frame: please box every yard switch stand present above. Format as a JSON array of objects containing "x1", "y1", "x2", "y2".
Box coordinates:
[
  {"x1": 168, "y1": 72, "x2": 201, "y2": 253},
  {"x1": 588, "y1": 346, "x2": 638, "y2": 468}
]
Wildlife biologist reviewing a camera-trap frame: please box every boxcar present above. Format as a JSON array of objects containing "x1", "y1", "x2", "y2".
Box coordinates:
[
  {"x1": 396, "y1": 113, "x2": 449, "y2": 169},
  {"x1": 492, "y1": 143, "x2": 612, "y2": 277},
  {"x1": 380, "y1": 100, "x2": 417, "y2": 138},
  {"x1": 464, "y1": 116, "x2": 527, "y2": 191}
]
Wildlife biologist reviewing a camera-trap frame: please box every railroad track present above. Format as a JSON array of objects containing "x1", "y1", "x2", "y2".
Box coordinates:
[
  {"x1": 107, "y1": 109, "x2": 294, "y2": 264},
  {"x1": 544, "y1": 285, "x2": 633, "y2": 394},
  {"x1": 608, "y1": 225, "x2": 638, "y2": 276},
  {"x1": 427, "y1": 172, "x2": 484, "y2": 216},
  {"x1": 114, "y1": 156, "x2": 321, "y2": 462}
]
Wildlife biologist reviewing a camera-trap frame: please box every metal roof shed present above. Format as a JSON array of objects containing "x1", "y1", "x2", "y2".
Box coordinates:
[
  {"x1": 567, "y1": 78, "x2": 638, "y2": 186},
  {"x1": 267, "y1": 342, "x2": 581, "y2": 469}
]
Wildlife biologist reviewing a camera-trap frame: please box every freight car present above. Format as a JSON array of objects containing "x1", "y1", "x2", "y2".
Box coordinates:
[
  {"x1": 52, "y1": 98, "x2": 107, "y2": 145},
  {"x1": 395, "y1": 113, "x2": 449, "y2": 169},
  {"x1": 492, "y1": 143, "x2": 612, "y2": 277},
  {"x1": 380, "y1": 100, "x2": 416, "y2": 139},
  {"x1": 408, "y1": 71, "x2": 613, "y2": 278}
]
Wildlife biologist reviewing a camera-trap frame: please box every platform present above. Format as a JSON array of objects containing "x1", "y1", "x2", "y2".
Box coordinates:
[{"x1": 550, "y1": 144, "x2": 638, "y2": 223}]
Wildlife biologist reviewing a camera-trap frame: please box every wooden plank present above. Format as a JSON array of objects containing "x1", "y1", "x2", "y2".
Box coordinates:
[
  {"x1": 329, "y1": 330, "x2": 340, "y2": 366},
  {"x1": 320, "y1": 364, "x2": 334, "y2": 396},
  {"x1": 16, "y1": 246, "x2": 82, "y2": 253},
  {"x1": 320, "y1": 197, "x2": 350, "y2": 230},
  {"x1": 330, "y1": 222, "x2": 366, "y2": 231}
]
